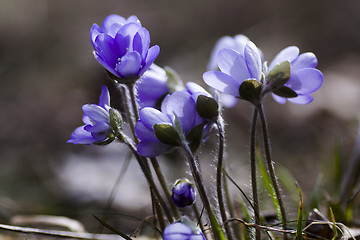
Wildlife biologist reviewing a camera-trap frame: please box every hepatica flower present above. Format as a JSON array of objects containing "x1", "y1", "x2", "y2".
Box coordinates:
[
  {"x1": 268, "y1": 46, "x2": 324, "y2": 104},
  {"x1": 91, "y1": 14, "x2": 160, "y2": 79},
  {"x1": 135, "y1": 83, "x2": 216, "y2": 157},
  {"x1": 163, "y1": 222, "x2": 206, "y2": 240},
  {"x1": 68, "y1": 85, "x2": 120, "y2": 145},
  {"x1": 203, "y1": 41, "x2": 263, "y2": 101}
]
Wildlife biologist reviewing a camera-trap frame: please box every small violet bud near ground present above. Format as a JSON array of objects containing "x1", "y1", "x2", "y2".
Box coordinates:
[
  {"x1": 171, "y1": 178, "x2": 195, "y2": 208},
  {"x1": 135, "y1": 82, "x2": 215, "y2": 157},
  {"x1": 163, "y1": 221, "x2": 206, "y2": 240},
  {"x1": 91, "y1": 14, "x2": 160, "y2": 80},
  {"x1": 68, "y1": 85, "x2": 121, "y2": 145},
  {"x1": 203, "y1": 40, "x2": 263, "y2": 103},
  {"x1": 268, "y1": 46, "x2": 324, "y2": 104},
  {"x1": 136, "y1": 64, "x2": 170, "y2": 109}
]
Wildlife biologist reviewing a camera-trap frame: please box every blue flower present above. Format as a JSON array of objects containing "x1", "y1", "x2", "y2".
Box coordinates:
[
  {"x1": 91, "y1": 14, "x2": 160, "y2": 79},
  {"x1": 135, "y1": 85, "x2": 211, "y2": 157},
  {"x1": 171, "y1": 178, "x2": 195, "y2": 208},
  {"x1": 163, "y1": 222, "x2": 206, "y2": 240},
  {"x1": 136, "y1": 64, "x2": 170, "y2": 109},
  {"x1": 268, "y1": 46, "x2": 324, "y2": 104},
  {"x1": 203, "y1": 41, "x2": 263, "y2": 99},
  {"x1": 68, "y1": 85, "x2": 115, "y2": 145}
]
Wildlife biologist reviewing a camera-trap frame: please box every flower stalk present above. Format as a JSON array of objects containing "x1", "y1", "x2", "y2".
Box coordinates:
[
  {"x1": 257, "y1": 103, "x2": 288, "y2": 237},
  {"x1": 250, "y1": 108, "x2": 261, "y2": 240},
  {"x1": 216, "y1": 117, "x2": 233, "y2": 240}
]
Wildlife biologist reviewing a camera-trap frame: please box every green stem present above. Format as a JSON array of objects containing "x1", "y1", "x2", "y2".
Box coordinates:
[
  {"x1": 216, "y1": 117, "x2": 233, "y2": 240},
  {"x1": 181, "y1": 142, "x2": 217, "y2": 239},
  {"x1": 150, "y1": 157, "x2": 180, "y2": 219},
  {"x1": 250, "y1": 108, "x2": 261, "y2": 240},
  {"x1": 119, "y1": 133, "x2": 174, "y2": 223},
  {"x1": 257, "y1": 104, "x2": 287, "y2": 237}
]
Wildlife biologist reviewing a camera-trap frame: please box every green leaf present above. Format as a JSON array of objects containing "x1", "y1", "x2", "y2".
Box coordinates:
[
  {"x1": 196, "y1": 95, "x2": 219, "y2": 119},
  {"x1": 209, "y1": 207, "x2": 226, "y2": 240},
  {"x1": 272, "y1": 86, "x2": 298, "y2": 98},
  {"x1": 186, "y1": 123, "x2": 204, "y2": 153},
  {"x1": 239, "y1": 79, "x2": 262, "y2": 104},
  {"x1": 256, "y1": 149, "x2": 282, "y2": 222},
  {"x1": 154, "y1": 124, "x2": 181, "y2": 146},
  {"x1": 267, "y1": 61, "x2": 291, "y2": 89},
  {"x1": 295, "y1": 183, "x2": 304, "y2": 240}
]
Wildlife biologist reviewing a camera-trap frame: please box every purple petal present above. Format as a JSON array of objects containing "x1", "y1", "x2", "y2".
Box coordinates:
[
  {"x1": 84, "y1": 122, "x2": 110, "y2": 133},
  {"x1": 269, "y1": 46, "x2": 299, "y2": 70},
  {"x1": 271, "y1": 93, "x2": 287, "y2": 104},
  {"x1": 126, "y1": 15, "x2": 141, "y2": 25},
  {"x1": 101, "y1": 15, "x2": 126, "y2": 37},
  {"x1": 161, "y1": 91, "x2": 196, "y2": 133},
  {"x1": 244, "y1": 41, "x2": 262, "y2": 80},
  {"x1": 117, "y1": 23, "x2": 142, "y2": 50},
  {"x1": 292, "y1": 68, "x2": 324, "y2": 94},
  {"x1": 137, "y1": 140, "x2": 172, "y2": 157},
  {"x1": 164, "y1": 223, "x2": 193, "y2": 236},
  {"x1": 138, "y1": 45, "x2": 160, "y2": 76},
  {"x1": 135, "y1": 120, "x2": 157, "y2": 141},
  {"x1": 288, "y1": 94, "x2": 314, "y2": 104},
  {"x1": 136, "y1": 73, "x2": 169, "y2": 108},
  {"x1": 203, "y1": 71, "x2": 240, "y2": 97},
  {"x1": 82, "y1": 104, "x2": 109, "y2": 123},
  {"x1": 67, "y1": 126, "x2": 96, "y2": 145},
  {"x1": 94, "y1": 34, "x2": 120, "y2": 69},
  {"x1": 219, "y1": 93, "x2": 238, "y2": 108},
  {"x1": 98, "y1": 85, "x2": 110, "y2": 109},
  {"x1": 133, "y1": 27, "x2": 150, "y2": 59},
  {"x1": 90, "y1": 24, "x2": 103, "y2": 49},
  {"x1": 189, "y1": 234, "x2": 206, "y2": 240},
  {"x1": 93, "y1": 52, "x2": 119, "y2": 77},
  {"x1": 139, "y1": 107, "x2": 171, "y2": 129},
  {"x1": 115, "y1": 51, "x2": 142, "y2": 77},
  {"x1": 217, "y1": 49, "x2": 251, "y2": 84},
  {"x1": 291, "y1": 52, "x2": 318, "y2": 71}
]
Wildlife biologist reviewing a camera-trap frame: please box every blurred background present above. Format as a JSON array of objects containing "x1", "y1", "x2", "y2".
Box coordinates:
[{"x1": 1, "y1": 0, "x2": 360, "y2": 235}]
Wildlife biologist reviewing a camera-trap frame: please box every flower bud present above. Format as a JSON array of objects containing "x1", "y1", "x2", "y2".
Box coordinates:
[
  {"x1": 171, "y1": 178, "x2": 195, "y2": 208},
  {"x1": 163, "y1": 221, "x2": 206, "y2": 240}
]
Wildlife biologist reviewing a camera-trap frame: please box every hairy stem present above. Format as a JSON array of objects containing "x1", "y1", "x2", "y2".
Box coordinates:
[
  {"x1": 250, "y1": 108, "x2": 261, "y2": 240},
  {"x1": 257, "y1": 104, "x2": 287, "y2": 237},
  {"x1": 150, "y1": 157, "x2": 180, "y2": 219},
  {"x1": 216, "y1": 117, "x2": 233, "y2": 240},
  {"x1": 181, "y1": 142, "x2": 217, "y2": 240},
  {"x1": 119, "y1": 133, "x2": 174, "y2": 223}
]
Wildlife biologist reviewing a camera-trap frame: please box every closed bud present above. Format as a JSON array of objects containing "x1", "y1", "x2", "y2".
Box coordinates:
[
  {"x1": 109, "y1": 108, "x2": 122, "y2": 134},
  {"x1": 171, "y1": 178, "x2": 195, "y2": 208}
]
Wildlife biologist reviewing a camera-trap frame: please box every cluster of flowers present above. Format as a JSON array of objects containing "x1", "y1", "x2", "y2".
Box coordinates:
[{"x1": 68, "y1": 14, "x2": 324, "y2": 240}]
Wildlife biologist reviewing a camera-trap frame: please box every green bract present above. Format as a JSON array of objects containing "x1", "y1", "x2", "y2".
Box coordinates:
[
  {"x1": 196, "y1": 95, "x2": 219, "y2": 119},
  {"x1": 154, "y1": 124, "x2": 181, "y2": 146}
]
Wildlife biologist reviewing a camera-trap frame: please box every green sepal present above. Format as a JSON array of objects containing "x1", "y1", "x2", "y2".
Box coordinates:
[
  {"x1": 165, "y1": 67, "x2": 184, "y2": 92},
  {"x1": 239, "y1": 79, "x2": 262, "y2": 104},
  {"x1": 267, "y1": 61, "x2": 291, "y2": 89},
  {"x1": 106, "y1": 70, "x2": 140, "y2": 84},
  {"x1": 196, "y1": 95, "x2": 219, "y2": 119},
  {"x1": 272, "y1": 86, "x2": 298, "y2": 98},
  {"x1": 109, "y1": 108, "x2": 122, "y2": 134},
  {"x1": 154, "y1": 124, "x2": 181, "y2": 146},
  {"x1": 186, "y1": 123, "x2": 204, "y2": 153}
]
